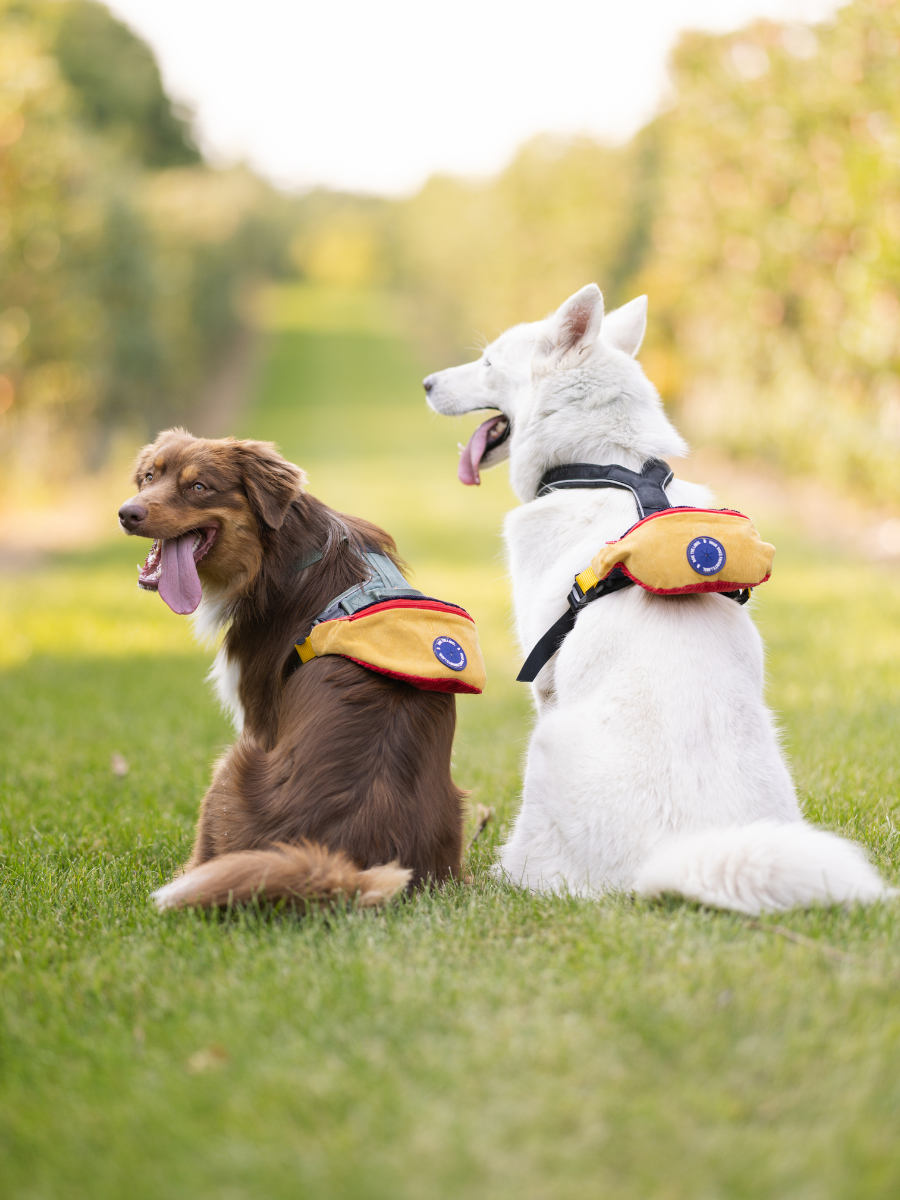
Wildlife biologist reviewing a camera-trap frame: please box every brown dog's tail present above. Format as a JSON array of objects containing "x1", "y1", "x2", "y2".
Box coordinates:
[{"x1": 151, "y1": 840, "x2": 412, "y2": 912}]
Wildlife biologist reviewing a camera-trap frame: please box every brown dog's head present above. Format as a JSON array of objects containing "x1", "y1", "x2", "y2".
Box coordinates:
[{"x1": 118, "y1": 429, "x2": 306, "y2": 614}]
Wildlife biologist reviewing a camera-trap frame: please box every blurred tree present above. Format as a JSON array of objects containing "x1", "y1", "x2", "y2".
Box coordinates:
[
  {"x1": 383, "y1": 0, "x2": 900, "y2": 506},
  {"x1": 286, "y1": 190, "x2": 393, "y2": 288},
  {"x1": 53, "y1": 0, "x2": 199, "y2": 168},
  {"x1": 0, "y1": 0, "x2": 296, "y2": 481},
  {"x1": 636, "y1": 0, "x2": 900, "y2": 503},
  {"x1": 393, "y1": 135, "x2": 643, "y2": 360}
]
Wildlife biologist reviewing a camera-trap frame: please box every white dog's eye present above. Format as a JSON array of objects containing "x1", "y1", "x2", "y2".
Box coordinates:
[{"x1": 483, "y1": 358, "x2": 491, "y2": 368}]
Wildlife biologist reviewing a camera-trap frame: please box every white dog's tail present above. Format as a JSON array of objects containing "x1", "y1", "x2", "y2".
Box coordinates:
[
  {"x1": 633, "y1": 821, "x2": 894, "y2": 914},
  {"x1": 152, "y1": 840, "x2": 411, "y2": 912}
]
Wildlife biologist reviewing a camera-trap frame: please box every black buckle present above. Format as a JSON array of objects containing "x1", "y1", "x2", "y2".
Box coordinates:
[
  {"x1": 724, "y1": 587, "x2": 751, "y2": 605},
  {"x1": 568, "y1": 580, "x2": 592, "y2": 612}
]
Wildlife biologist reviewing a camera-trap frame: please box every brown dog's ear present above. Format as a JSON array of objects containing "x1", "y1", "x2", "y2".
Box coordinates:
[
  {"x1": 235, "y1": 440, "x2": 306, "y2": 529},
  {"x1": 132, "y1": 444, "x2": 154, "y2": 487}
]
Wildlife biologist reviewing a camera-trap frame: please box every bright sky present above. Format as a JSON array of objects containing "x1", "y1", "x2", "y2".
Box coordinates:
[{"x1": 106, "y1": 0, "x2": 845, "y2": 196}]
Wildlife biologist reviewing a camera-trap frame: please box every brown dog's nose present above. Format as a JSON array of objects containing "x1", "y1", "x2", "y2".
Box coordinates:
[{"x1": 118, "y1": 502, "x2": 148, "y2": 531}]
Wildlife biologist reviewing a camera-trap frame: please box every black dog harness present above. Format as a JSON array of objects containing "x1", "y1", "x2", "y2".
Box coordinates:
[
  {"x1": 537, "y1": 458, "x2": 675, "y2": 515},
  {"x1": 517, "y1": 460, "x2": 753, "y2": 684}
]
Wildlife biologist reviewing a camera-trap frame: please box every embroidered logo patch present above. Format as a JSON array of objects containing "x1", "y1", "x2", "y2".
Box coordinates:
[
  {"x1": 433, "y1": 636, "x2": 467, "y2": 671},
  {"x1": 687, "y1": 536, "x2": 726, "y2": 575}
]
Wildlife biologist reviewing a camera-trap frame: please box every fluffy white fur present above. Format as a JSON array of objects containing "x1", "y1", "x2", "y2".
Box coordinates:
[
  {"x1": 153, "y1": 867, "x2": 218, "y2": 912},
  {"x1": 191, "y1": 585, "x2": 231, "y2": 645},
  {"x1": 208, "y1": 646, "x2": 244, "y2": 734},
  {"x1": 424, "y1": 284, "x2": 893, "y2": 913},
  {"x1": 192, "y1": 588, "x2": 245, "y2": 733}
]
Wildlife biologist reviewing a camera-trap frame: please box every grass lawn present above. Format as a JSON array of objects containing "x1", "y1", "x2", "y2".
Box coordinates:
[{"x1": 3, "y1": 286, "x2": 900, "y2": 1199}]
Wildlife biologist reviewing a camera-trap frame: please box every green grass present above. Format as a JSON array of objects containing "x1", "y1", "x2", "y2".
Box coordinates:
[{"x1": 3, "y1": 295, "x2": 900, "y2": 1198}]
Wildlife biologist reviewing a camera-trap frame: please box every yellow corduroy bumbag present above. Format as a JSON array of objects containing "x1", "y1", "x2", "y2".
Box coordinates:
[
  {"x1": 294, "y1": 598, "x2": 486, "y2": 695},
  {"x1": 575, "y1": 507, "x2": 774, "y2": 597},
  {"x1": 288, "y1": 550, "x2": 486, "y2": 694}
]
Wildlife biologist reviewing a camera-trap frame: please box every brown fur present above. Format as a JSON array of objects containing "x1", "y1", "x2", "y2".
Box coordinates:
[
  {"x1": 120, "y1": 428, "x2": 465, "y2": 910},
  {"x1": 152, "y1": 842, "x2": 412, "y2": 911}
]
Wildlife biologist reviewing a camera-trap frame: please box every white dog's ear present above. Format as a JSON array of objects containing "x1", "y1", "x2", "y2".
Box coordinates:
[
  {"x1": 602, "y1": 295, "x2": 647, "y2": 357},
  {"x1": 536, "y1": 284, "x2": 604, "y2": 370}
]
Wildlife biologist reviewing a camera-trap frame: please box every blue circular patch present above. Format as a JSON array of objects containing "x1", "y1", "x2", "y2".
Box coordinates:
[
  {"x1": 687, "y1": 536, "x2": 726, "y2": 576},
  {"x1": 433, "y1": 636, "x2": 467, "y2": 672}
]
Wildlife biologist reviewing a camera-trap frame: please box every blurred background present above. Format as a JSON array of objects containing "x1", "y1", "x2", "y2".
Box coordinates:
[{"x1": 0, "y1": 0, "x2": 898, "y2": 555}]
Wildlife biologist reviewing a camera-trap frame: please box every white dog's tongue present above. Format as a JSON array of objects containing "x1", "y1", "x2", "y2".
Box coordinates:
[
  {"x1": 158, "y1": 534, "x2": 202, "y2": 615},
  {"x1": 458, "y1": 416, "x2": 504, "y2": 486}
]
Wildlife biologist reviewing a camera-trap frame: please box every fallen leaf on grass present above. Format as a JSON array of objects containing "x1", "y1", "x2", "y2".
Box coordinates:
[
  {"x1": 466, "y1": 804, "x2": 495, "y2": 850},
  {"x1": 187, "y1": 1044, "x2": 229, "y2": 1074}
]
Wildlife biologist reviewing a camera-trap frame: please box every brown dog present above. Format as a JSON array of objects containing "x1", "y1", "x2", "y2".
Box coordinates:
[{"x1": 118, "y1": 428, "x2": 465, "y2": 910}]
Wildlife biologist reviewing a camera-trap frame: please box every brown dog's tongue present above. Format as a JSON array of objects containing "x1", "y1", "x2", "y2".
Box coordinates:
[
  {"x1": 458, "y1": 416, "x2": 505, "y2": 486},
  {"x1": 158, "y1": 534, "x2": 203, "y2": 615}
]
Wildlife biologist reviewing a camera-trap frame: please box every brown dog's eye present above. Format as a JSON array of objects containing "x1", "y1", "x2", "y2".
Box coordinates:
[
  {"x1": 192, "y1": 482, "x2": 205, "y2": 492},
  {"x1": 145, "y1": 472, "x2": 153, "y2": 483}
]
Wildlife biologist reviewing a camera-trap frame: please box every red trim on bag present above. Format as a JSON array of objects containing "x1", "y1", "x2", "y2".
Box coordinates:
[
  {"x1": 343, "y1": 656, "x2": 482, "y2": 694},
  {"x1": 603, "y1": 506, "x2": 750, "y2": 545},
  {"x1": 333, "y1": 598, "x2": 475, "y2": 623},
  {"x1": 613, "y1": 563, "x2": 771, "y2": 594}
]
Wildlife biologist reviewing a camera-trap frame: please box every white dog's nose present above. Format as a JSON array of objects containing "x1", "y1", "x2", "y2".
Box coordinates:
[{"x1": 422, "y1": 374, "x2": 436, "y2": 393}]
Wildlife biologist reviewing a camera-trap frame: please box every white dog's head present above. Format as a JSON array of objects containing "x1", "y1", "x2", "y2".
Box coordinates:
[{"x1": 423, "y1": 284, "x2": 687, "y2": 502}]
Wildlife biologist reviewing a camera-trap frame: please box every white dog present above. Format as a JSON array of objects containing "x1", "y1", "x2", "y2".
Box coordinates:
[{"x1": 424, "y1": 284, "x2": 892, "y2": 913}]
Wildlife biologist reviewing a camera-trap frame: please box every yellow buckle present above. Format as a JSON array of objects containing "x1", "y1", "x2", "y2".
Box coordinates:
[
  {"x1": 575, "y1": 566, "x2": 600, "y2": 594},
  {"x1": 295, "y1": 638, "x2": 317, "y2": 664}
]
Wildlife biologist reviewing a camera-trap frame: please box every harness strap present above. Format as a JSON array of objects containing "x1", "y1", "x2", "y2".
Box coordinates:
[
  {"x1": 516, "y1": 610, "x2": 577, "y2": 684},
  {"x1": 537, "y1": 458, "x2": 674, "y2": 517},
  {"x1": 516, "y1": 572, "x2": 634, "y2": 683},
  {"x1": 517, "y1": 577, "x2": 749, "y2": 684}
]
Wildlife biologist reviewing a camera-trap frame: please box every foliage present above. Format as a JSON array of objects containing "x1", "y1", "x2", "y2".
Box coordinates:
[
  {"x1": 638, "y1": 0, "x2": 900, "y2": 504},
  {"x1": 0, "y1": 0, "x2": 296, "y2": 477},
  {"x1": 391, "y1": 135, "x2": 644, "y2": 357},
  {"x1": 54, "y1": 0, "x2": 200, "y2": 168}
]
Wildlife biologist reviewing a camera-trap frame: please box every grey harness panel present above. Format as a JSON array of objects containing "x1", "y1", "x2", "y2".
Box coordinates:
[{"x1": 313, "y1": 551, "x2": 424, "y2": 626}]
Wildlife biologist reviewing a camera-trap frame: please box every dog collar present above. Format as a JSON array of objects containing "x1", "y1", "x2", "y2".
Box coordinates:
[{"x1": 537, "y1": 458, "x2": 674, "y2": 517}]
